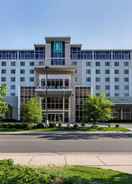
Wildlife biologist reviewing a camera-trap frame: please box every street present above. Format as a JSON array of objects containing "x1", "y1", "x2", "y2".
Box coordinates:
[{"x1": 0, "y1": 133, "x2": 132, "y2": 152}]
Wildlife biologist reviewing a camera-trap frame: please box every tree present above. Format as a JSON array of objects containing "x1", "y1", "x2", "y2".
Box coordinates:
[
  {"x1": 82, "y1": 94, "x2": 113, "y2": 126},
  {"x1": 0, "y1": 84, "x2": 8, "y2": 119},
  {"x1": 22, "y1": 97, "x2": 43, "y2": 126}
]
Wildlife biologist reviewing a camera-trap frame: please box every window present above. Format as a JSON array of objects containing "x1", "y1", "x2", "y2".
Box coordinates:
[
  {"x1": 115, "y1": 70, "x2": 119, "y2": 74},
  {"x1": 115, "y1": 77, "x2": 119, "y2": 82},
  {"x1": 1, "y1": 77, "x2": 6, "y2": 82},
  {"x1": 30, "y1": 69, "x2": 34, "y2": 74},
  {"x1": 124, "y1": 78, "x2": 129, "y2": 82},
  {"x1": 10, "y1": 93, "x2": 15, "y2": 96},
  {"x1": 94, "y1": 51, "x2": 111, "y2": 60},
  {"x1": 96, "y1": 85, "x2": 100, "y2": 90},
  {"x1": 115, "y1": 85, "x2": 119, "y2": 90},
  {"x1": 113, "y1": 51, "x2": 130, "y2": 60},
  {"x1": 115, "y1": 93, "x2": 119, "y2": 96},
  {"x1": 124, "y1": 62, "x2": 129, "y2": 66},
  {"x1": 96, "y1": 62, "x2": 100, "y2": 66},
  {"x1": 105, "y1": 70, "x2": 110, "y2": 74},
  {"x1": 20, "y1": 61, "x2": 25, "y2": 66},
  {"x1": 96, "y1": 77, "x2": 100, "y2": 82},
  {"x1": 11, "y1": 61, "x2": 16, "y2": 66},
  {"x1": 105, "y1": 85, "x2": 110, "y2": 90},
  {"x1": 20, "y1": 77, "x2": 25, "y2": 82},
  {"x1": 96, "y1": 69, "x2": 100, "y2": 74},
  {"x1": 1, "y1": 61, "x2": 6, "y2": 66},
  {"x1": 124, "y1": 93, "x2": 129, "y2": 96},
  {"x1": 86, "y1": 69, "x2": 91, "y2": 74},
  {"x1": 124, "y1": 69, "x2": 129, "y2": 74},
  {"x1": 20, "y1": 69, "x2": 25, "y2": 74},
  {"x1": 86, "y1": 62, "x2": 91, "y2": 66},
  {"x1": 96, "y1": 93, "x2": 100, "y2": 96},
  {"x1": 1, "y1": 69, "x2": 6, "y2": 74},
  {"x1": 72, "y1": 61, "x2": 77, "y2": 65},
  {"x1": 30, "y1": 77, "x2": 34, "y2": 82},
  {"x1": 124, "y1": 85, "x2": 129, "y2": 90},
  {"x1": 11, "y1": 77, "x2": 15, "y2": 82},
  {"x1": 114, "y1": 62, "x2": 119, "y2": 66},
  {"x1": 105, "y1": 62, "x2": 110, "y2": 66},
  {"x1": 86, "y1": 77, "x2": 91, "y2": 82},
  {"x1": 11, "y1": 69, "x2": 15, "y2": 74},
  {"x1": 10, "y1": 85, "x2": 15, "y2": 89},
  {"x1": 105, "y1": 77, "x2": 110, "y2": 82},
  {"x1": 106, "y1": 93, "x2": 110, "y2": 97},
  {"x1": 30, "y1": 62, "x2": 34, "y2": 66}
]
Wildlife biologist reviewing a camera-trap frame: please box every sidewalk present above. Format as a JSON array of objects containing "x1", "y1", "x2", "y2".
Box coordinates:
[{"x1": 0, "y1": 152, "x2": 132, "y2": 174}]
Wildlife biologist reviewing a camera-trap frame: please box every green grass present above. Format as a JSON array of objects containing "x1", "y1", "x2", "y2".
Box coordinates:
[
  {"x1": 0, "y1": 159, "x2": 131, "y2": 184},
  {"x1": 0, "y1": 126, "x2": 129, "y2": 132},
  {"x1": 33, "y1": 126, "x2": 129, "y2": 132}
]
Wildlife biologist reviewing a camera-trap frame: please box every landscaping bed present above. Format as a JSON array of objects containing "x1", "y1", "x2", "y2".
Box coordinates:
[{"x1": 0, "y1": 159, "x2": 131, "y2": 184}]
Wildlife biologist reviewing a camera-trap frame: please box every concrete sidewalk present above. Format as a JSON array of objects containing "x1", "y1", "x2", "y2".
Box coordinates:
[{"x1": 0, "y1": 152, "x2": 132, "y2": 174}]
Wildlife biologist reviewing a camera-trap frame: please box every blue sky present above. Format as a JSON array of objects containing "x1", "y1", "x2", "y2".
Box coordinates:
[{"x1": 0, "y1": 0, "x2": 132, "y2": 49}]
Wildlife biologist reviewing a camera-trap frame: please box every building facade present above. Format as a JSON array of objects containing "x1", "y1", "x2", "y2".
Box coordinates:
[{"x1": 1, "y1": 36, "x2": 132, "y2": 122}]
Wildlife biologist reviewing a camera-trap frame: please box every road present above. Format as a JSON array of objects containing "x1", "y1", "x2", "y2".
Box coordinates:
[{"x1": 0, "y1": 132, "x2": 132, "y2": 152}]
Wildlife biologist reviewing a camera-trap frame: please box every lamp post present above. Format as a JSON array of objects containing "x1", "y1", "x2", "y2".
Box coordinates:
[{"x1": 45, "y1": 66, "x2": 49, "y2": 127}]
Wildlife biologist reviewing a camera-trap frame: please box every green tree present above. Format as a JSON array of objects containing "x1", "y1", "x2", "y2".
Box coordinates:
[
  {"x1": 82, "y1": 94, "x2": 113, "y2": 126},
  {"x1": 22, "y1": 97, "x2": 43, "y2": 126},
  {"x1": 0, "y1": 84, "x2": 8, "y2": 119}
]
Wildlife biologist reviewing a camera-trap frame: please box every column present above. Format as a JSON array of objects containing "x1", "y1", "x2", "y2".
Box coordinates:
[{"x1": 120, "y1": 107, "x2": 123, "y2": 120}]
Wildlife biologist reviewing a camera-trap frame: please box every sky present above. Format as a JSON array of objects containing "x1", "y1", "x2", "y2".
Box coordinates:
[{"x1": 0, "y1": 0, "x2": 132, "y2": 49}]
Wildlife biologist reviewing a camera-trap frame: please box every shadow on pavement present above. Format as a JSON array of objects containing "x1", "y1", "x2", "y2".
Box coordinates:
[{"x1": 39, "y1": 132, "x2": 132, "y2": 140}]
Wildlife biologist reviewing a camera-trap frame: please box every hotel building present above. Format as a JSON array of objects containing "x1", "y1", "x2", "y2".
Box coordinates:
[{"x1": 1, "y1": 36, "x2": 132, "y2": 122}]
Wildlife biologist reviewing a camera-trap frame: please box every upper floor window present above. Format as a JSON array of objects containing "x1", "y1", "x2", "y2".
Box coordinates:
[
  {"x1": 30, "y1": 69, "x2": 34, "y2": 74},
  {"x1": 86, "y1": 77, "x2": 91, "y2": 82},
  {"x1": 105, "y1": 77, "x2": 110, "y2": 82},
  {"x1": 30, "y1": 62, "x2": 34, "y2": 66},
  {"x1": 1, "y1": 61, "x2": 6, "y2": 66},
  {"x1": 105, "y1": 70, "x2": 110, "y2": 74},
  {"x1": 124, "y1": 62, "x2": 129, "y2": 66},
  {"x1": 96, "y1": 62, "x2": 100, "y2": 66},
  {"x1": 20, "y1": 61, "x2": 25, "y2": 66},
  {"x1": 96, "y1": 77, "x2": 100, "y2": 82},
  {"x1": 86, "y1": 62, "x2": 91, "y2": 66},
  {"x1": 114, "y1": 62, "x2": 119, "y2": 66},
  {"x1": 96, "y1": 69, "x2": 100, "y2": 74},
  {"x1": 1, "y1": 77, "x2": 6, "y2": 82},
  {"x1": 124, "y1": 69, "x2": 129, "y2": 74},
  {"x1": 115, "y1": 70, "x2": 119, "y2": 74},
  {"x1": 94, "y1": 51, "x2": 111, "y2": 60},
  {"x1": 11, "y1": 69, "x2": 15, "y2": 74},
  {"x1": 11, "y1": 61, "x2": 16, "y2": 66},
  {"x1": 11, "y1": 77, "x2": 15, "y2": 82},
  {"x1": 113, "y1": 51, "x2": 130, "y2": 60},
  {"x1": 20, "y1": 69, "x2": 25, "y2": 74},
  {"x1": 86, "y1": 69, "x2": 91, "y2": 74},
  {"x1": 1, "y1": 69, "x2": 6, "y2": 74},
  {"x1": 105, "y1": 62, "x2": 110, "y2": 66}
]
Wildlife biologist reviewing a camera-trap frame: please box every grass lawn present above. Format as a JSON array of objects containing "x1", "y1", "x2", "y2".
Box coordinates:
[
  {"x1": 0, "y1": 159, "x2": 132, "y2": 184},
  {"x1": 33, "y1": 126, "x2": 129, "y2": 132},
  {"x1": 0, "y1": 126, "x2": 129, "y2": 132}
]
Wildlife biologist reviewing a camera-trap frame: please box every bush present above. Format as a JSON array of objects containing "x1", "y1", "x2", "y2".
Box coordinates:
[
  {"x1": 115, "y1": 124, "x2": 119, "y2": 128},
  {"x1": 73, "y1": 124, "x2": 79, "y2": 129},
  {"x1": 49, "y1": 123, "x2": 56, "y2": 128}
]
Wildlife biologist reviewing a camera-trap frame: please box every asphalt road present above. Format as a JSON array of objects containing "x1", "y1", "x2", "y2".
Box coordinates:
[{"x1": 0, "y1": 132, "x2": 132, "y2": 152}]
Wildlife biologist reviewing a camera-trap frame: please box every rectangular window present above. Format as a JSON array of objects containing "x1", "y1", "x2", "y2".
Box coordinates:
[
  {"x1": 20, "y1": 77, "x2": 25, "y2": 82},
  {"x1": 20, "y1": 61, "x2": 25, "y2": 66},
  {"x1": 86, "y1": 62, "x2": 91, "y2": 66},
  {"x1": 124, "y1": 77, "x2": 129, "y2": 82},
  {"x1": 1, "y1": 69, "x2": 6, "y2": 74},
  {"x1": 30, "y1": 69, "x2": 34, "y2": 74},
  {"x1": 10, "y1": 85, "x2": 15, "y2": 89},
  {"x1": 11, "y1": 61, "x2": 16, "y2": 66},
  {"x1": 96, "y1": 69, "x2": 100, "y2": 74},
  {"x1": 115, "y1": 77, "x2": 119, "y2": 82},
  {"x1": 96, "y1": 85, "x2": 100, "y2": 90},
  {"x1": 30, "y1": 62, "x2": 34, "y2": 66},
  {"x1": 96, "y1": 62, "x2": 100, "y2": 66},
  {"x1": 20, "y1": 69, "x2": 25, "y2": 74},
  {"x1": 86, "y1": 69, "x2": 91, "y2": 74},
  {"x1": 124, "y1": 69, "x2": 129, "y2": 74},
  {"x1": 124, "y1": 85, "x2": 129, "y2": 90},
  {"x1": 105, "y1": 77, "x2": 110, "y2": 82},
  {"x1": 30, "y1": 77, "x2": 34, "y2": 82},
  {"x1": 115, "y1": 85, "x2": 119, "y2": 90},
  {"x1": 105, "y1": 70, "x2": 110, "y2": 74},
  {"x1": 86, "y1": 77, "x2": 91, "y2": 82},
  {"x1": 105, "y1": 62, "x2": 110, "y2": 66},
  {"x1": 1, "y1": 77, "x2": 6, "y2": 82},
  {"x1": 105, "y1": 85, "x2": 110, "y2": 90},
  {"x1": 115, "y1": 70, "x2": 119, "y2": 74},
  {"x1": 11, "y1": 69, "x2": 15, "y2": 74},
  {"x1": 124, "y1": 62, "x2": 129, "y2": 66},
  {"x1": 2, "y1": 62, "x2": 6, "y2": 66},
  {"x1": 11, "y1": 77, "x2": 15, "y2": 82},
  {"x1": 114, "y1": 62, "x2": 119, "y2": 66},
  {"x1": 96, "y1": 77, "x2": 100, "y2": 82}
]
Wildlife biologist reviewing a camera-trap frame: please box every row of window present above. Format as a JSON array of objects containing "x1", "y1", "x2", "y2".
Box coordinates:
[
  {"x1": 1, "y1": 69, "x2": 34, "y2": 74},
  {"x1": 0, "y1": 61, "x2": 35, "y2": 66},
  {"x1": 96, "y1": 85, "x2": 129, "y2": 90},
  {"x1": 0, "y1": 50, "x2": 45, "y2": 60},
  {"x1": 71, "y1": 50, "x2": 131, "y2": 60},
  {"x1": 86, "y1": 69, "x2": 129, "y2": 75},
  {"x1": 96, "y1": 92, "x2": 129, "y2": 97},
  {"x1": 1, "y1": 77, "x2": 34, "y2": 82},
  {"x1": 86, "y1": 61, "x2": 129, "y2": 66},
  {"x1": 86, "y1": 77, "x2": 129, "y2": 82}
]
